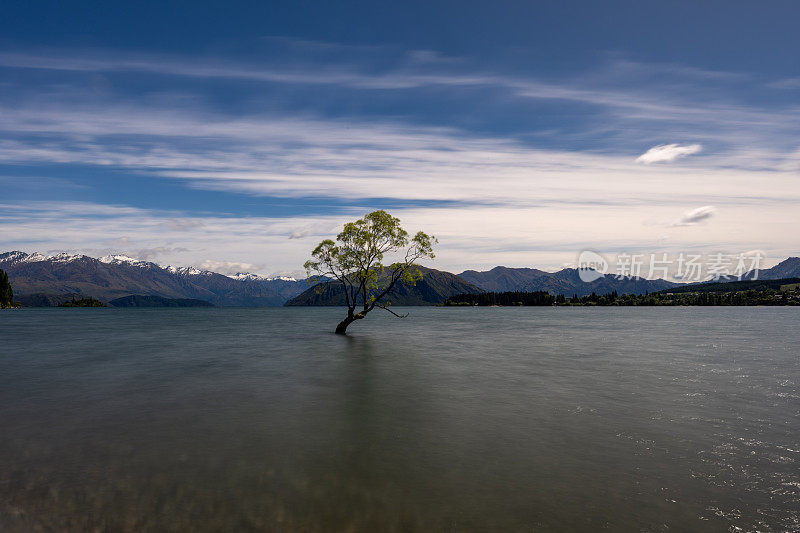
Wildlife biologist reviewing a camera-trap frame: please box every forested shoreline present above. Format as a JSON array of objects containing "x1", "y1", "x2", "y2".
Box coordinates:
[{"x1": 443, "y1": 281, "x2": 800, "y2": 307}]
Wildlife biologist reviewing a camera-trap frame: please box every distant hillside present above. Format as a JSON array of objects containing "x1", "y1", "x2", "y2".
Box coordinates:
[
  {"x1": 286, "y1": 266, "x2": 482, "y2": 306},
  {"x1": 458, "y1": 266, "x2": 677, "y2": 297},
  {"x1": 446, "y1": 277, "x2": 800, "y2": 307},
  {"x1": 458, "y1": 266, "x2": 548, "y2": 292},
  {"x1": 16, "y1": 293, "x2": 83, "y2": 307},
  {"x1": 740, "y1": 257, "x2": 800, "y2": 280},
  {"x1": 663, "y1": 277, "x2": 800, "y2": 294},
  {"x1": 524, "y1": 268, "x2": 677, "y2": 296},
  {"x1": 0, "y1": 251, "x2": 310, "y2": 306},
  {"x1": 109, "y1": 295, "x2": 215, "y2": 307},
  {"x1": 7, "y1": 250, "x2": 797, "y2": 307}
]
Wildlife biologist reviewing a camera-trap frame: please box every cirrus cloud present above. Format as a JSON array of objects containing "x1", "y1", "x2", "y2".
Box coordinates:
[{"x1": 636, "y1": 143, "x2": 702, "y2": 164}]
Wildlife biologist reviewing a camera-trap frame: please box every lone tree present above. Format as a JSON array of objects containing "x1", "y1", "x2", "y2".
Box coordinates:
[{"x1": 304, "y1": 210, "x2": 435, "y2": 334}]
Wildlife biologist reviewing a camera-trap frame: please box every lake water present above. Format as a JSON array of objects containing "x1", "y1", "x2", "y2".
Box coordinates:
[{"x1": 1, "y1": 307, "x2": 799, "y2": 531}]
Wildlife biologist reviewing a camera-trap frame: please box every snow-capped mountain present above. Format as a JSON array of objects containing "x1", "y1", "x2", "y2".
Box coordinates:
[
  {"x1": 0, "y1": 251, "x2": 311, "y2": 306},
  {"x1": 1, "y1": 251, "x2": 298, "y2": 283},
  {"x1": 229, "y1": 272, "x2": 298, "y2": 282},
  {"x1": 49, "y1": 252, "x2": 90, "y2": 263},
  {"x1": 99, "y1": 254, "x2": 161, "y2": 269},
  {"x1": 0, "y1": 251, "x2": 48, "y2": 264},
  {"x1": 229, "y1": 272, "x2": 266, "y2": 282},
  {"x1": 167, "y1": 265, "x2": 215, "y2": 277},
  {"x1": 269, "y1": 276, "x2": 298, "y2": 282}
]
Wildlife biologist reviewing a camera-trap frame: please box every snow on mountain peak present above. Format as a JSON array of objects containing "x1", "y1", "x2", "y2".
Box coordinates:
[
  {"x1": 49, "y1": 252, "x2": 88, "y2": 263},
  {"x1": 226, "y1": 272, "x2": 299, "y2": 282},
  {"x1": 0, "y1": 251, "x2": 38, "y2": 263},
  {"x1": 167, "y1": 265, "x2": 212, "y2": 277},
  {"x1": 100, "y1": 254, "x2": 135, "y2": 263},
  {"x1": 1, "y1": 251, "x2": 82, "y2": 264},
  {"x1": 99, "y1": 254, "x2": 156, "y2": 268},
  {"x1": 0, "y1": 251, "x2": 300, "y2": 282},
  {"x1": 229, "y1": 272, "x2": 267, "y2": 281}
]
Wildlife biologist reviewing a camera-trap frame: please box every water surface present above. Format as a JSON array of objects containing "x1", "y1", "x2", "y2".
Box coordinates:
[{"x1": 1, "y1": 307, "x2": 799, "y2": 531}]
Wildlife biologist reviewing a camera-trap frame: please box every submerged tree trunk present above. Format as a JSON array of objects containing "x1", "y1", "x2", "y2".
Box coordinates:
[
  {"x1": 335, "y1": 309, "x2": 366, "y2": 334},
  {"x1": 335, "y1": 317, "x2": 354, "y2": 335}
]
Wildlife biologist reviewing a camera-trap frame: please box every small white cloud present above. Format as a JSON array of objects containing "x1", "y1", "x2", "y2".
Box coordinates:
[
  {"x1": 289, "y1": 229, "x2": 311, "y2": 240},
  {"x1": 636, "y1": 143, "x2": 702, "y2": 164},
  {"x1": 671, "y1": 205, "x2": 716, "y2": 227}
]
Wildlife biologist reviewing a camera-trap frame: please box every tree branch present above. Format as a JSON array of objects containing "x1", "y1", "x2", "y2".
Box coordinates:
[{"x1": 376, "y1": 304, "x2": 408, "y2": 318}]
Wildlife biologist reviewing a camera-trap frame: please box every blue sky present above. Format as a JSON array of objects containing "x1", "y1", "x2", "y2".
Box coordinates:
[{"x1": 1, "y1": 1, "x2": 799, "y2": 276}]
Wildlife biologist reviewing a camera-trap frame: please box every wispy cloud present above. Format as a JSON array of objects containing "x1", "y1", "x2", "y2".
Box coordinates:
[
  {"x1": 2, "y1": 43, "x2": 799, "y2": 272},
  {"x1": 2, "y1": 102, "x2": 797, "y2": 208},
  {"x1": 1, "y1": 47, "x2": 797, "y2": 140},
  {"x1": 1, "y1": 199, "x2": 797, "y2": 275},
  {"x1": 636, "y1": 144, "x2": 702, "y2": 164}
]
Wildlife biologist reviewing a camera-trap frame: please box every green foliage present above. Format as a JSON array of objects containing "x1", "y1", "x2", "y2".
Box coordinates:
[
  {"x1": 0, "y1": 269, "x2": 14, "y2": 308},
  {"x1": 304, "y1": 210, "x2": 436, "y2": 332}
]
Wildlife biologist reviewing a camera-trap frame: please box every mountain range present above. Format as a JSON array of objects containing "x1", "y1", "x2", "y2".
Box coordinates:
[
  {"x1": 459, "y1": 265, "x2": 677, "y2": 296},
  {"x1": 459, "y1": 266, "x2": 549, "y2": 292},
  {"x1": 733, "y1": 257, "x2": 800, "y2": 281},
  {"x1": 3, "y1": 251, "x2": 799, "y2": 307},
  {"x1": 286, "y1": 266, "x2": 481, "y2": 306},
  {"x1": 0, "y1": 251, "x2": 309, "y2": 307}
]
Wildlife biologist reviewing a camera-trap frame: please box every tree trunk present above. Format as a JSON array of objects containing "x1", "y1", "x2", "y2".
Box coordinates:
[
  {"x1": 335, "y1": 309, "x2": 367, "y2": 334},
  {"x1": 335, "y1": 317, "x2": 353, "y2": 335}
]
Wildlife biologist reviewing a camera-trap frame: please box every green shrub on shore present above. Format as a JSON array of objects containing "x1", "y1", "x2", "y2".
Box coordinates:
[{"x1": 0, "y1": 269, "x2": 18, "y2": 308}]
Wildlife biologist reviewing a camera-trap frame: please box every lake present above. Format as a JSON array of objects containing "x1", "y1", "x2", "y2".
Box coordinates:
[{"x1": 1, "y1": 307, "x2": 798, "y2": 531}]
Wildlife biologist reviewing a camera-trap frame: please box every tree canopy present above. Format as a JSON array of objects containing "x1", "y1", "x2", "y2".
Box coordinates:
[{"x1": 304, "y1": 210, "x2": 435, "y2": 334}]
